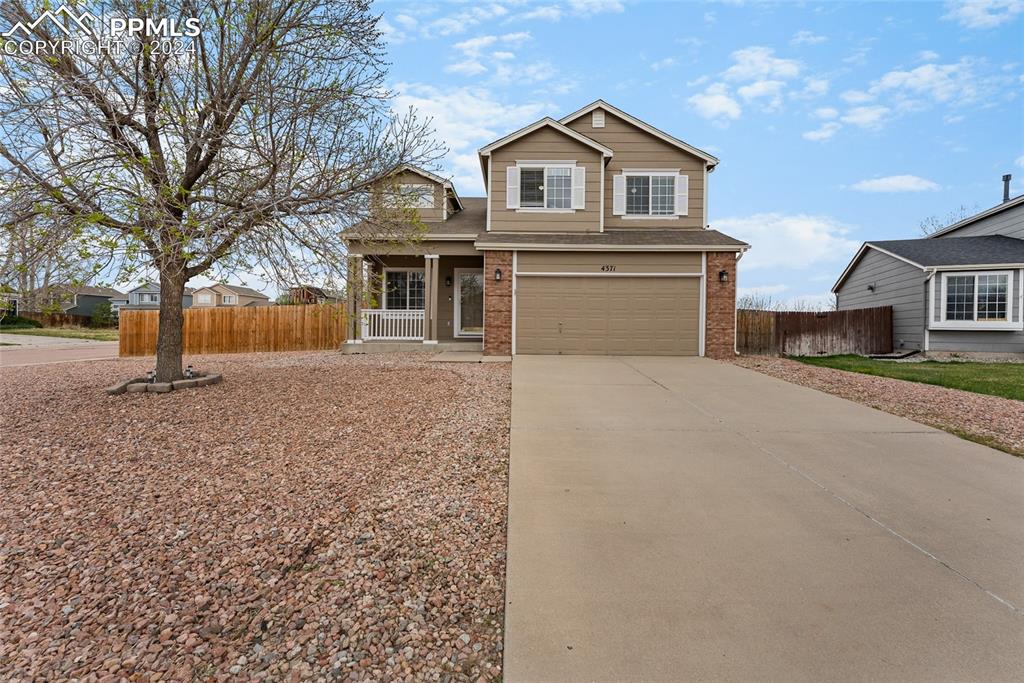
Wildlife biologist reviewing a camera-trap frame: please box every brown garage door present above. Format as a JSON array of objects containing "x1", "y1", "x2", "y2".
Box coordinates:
[{"x1": 515, "y1": 276, "x2": 700, "y2": 355}]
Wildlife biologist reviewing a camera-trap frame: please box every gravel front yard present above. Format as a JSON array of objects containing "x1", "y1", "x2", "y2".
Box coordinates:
[
  {"x1": 0, "y1": 353, "x2": 511, "y2": 681},
  {"x1": 732, "y1": 356, "x2": 1024, "y2": 456}
]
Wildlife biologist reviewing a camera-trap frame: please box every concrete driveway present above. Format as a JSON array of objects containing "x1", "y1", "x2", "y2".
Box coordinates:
[
  {"x1": 0, "y1": 333, "x2": 120, "y2": 367},
  {"x1": 504, "y1": 356, "x2": 1023, "y2": 682}
]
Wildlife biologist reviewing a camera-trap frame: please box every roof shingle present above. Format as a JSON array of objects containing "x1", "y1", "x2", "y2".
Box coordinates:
[{"x1": 868, "y1": 235, "x2": 1024, "y2": 266}]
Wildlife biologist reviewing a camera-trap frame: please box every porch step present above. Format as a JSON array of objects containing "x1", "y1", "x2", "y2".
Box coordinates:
[{"x1": 341, "y1": 341, "x2": 483, "y2": 354}]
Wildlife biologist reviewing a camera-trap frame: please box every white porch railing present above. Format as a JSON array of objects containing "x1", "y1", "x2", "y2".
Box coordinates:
[{"x1": 361, "y1": 309, "x2": 425, "y2": 340}]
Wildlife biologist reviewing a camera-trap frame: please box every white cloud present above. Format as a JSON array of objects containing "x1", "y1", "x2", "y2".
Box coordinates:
[
  {"x1": 569, "y1": 0, "x2": 625, "y2": 15},
  {"x1": 650, "y1": 57, "x2": 679, "y2": 71},
  {"x1": 513, "y1": 5, "x2": 564, "y2": 22},
  {"x1": 425, "y1": 4, "x2": 509, "y2": 37},
  {"x1": 791, "y1": 30, "x2": 827, "y2": 46},
  {"x1": 392, "y1": 83, "x2": 550, "y2": 194},
  {"x1": 493, "y1": 61, "x2": 556, "y2": 85},
  {"x1": 840, "y1": 89, "x2": 875, "y2": 104},
  {"x1": 803, "y1": 122, "x2": 841, "y2": 141},
  {"x1": 453, "y1": 35, "x2": 498, "y2": 57},
  {"x1": 943, "y1": 0, "x2": 1024, "y2": 29},
  {"x1": 944, "y1": 113, "x2": 966, "y2": 123},
  {"x1": 395, "y1": 14, "x2": 419, "y2": 31},
  {"x1": 918, "y1": 50, "x2": 940, "y2": 62},
  {"x1": 714, "y1": 213, "x2": 860, "y2": 271},
  {"x1": 492, "y1": 51, "x2": 515, "y2": 60},
  {"x1": 841, "y1": 105, "x2": 891, "y2": 129},
  {"x1": 688, "y1": 83, "x2": 742, "y2": 124},
  {"x1": 738, "y1": 284, "x2": 789, "y2": 297},
  {"x1": 724, "y1": 46, "x2": 801, "y2": 82},
  {"x1": 793, "y1": 77, "x2": 829, "y2": 99},
  {"x1": 704, "y1": 11, "x2": 717, "y2": 24},
  {"x1": 444, "y1": 59, "x2": 488, "y2": 76},
  {"x1": 379, "y1": 19, "x2": 408, "y2": 45},
  {"x1": 737, "y1": 79, "x2": 786, "y2": 111},
  {"x1": 813, "y1": 107, "x2": 839, "y2": 119},
  {"x1": 1016, "y1": 155, "x2": 1024, "y2": 168},
  {"x1": 850, "y1": 175, "x2": 941, "y2": 192},
  {"x1": 869, "y1": 59, "x2": 980, "y2": 105}
]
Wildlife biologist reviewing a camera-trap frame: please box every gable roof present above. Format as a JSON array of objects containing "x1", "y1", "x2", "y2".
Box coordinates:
[
  {"x1": 926, "y1": 193, "x2": 1024, "y2": 238},
  {"x1": 216, "y1": 284, "x2": 270, "y2": 299},
  {"x1": 477, "y1": 117, "x2": 615, "y2": 157},
  {"x1": 129, "y1": 282, "x2": 195, "y2": 295},
  {"x1": 559, "y1": 100, "x2": 720, "y2": 168},
  {"x1": 832, "y1": 235, "x2": 1024, "y2": 292}
]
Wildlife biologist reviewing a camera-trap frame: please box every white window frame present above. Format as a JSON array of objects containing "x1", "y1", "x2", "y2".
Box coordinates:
[
  {"x1": 453, "y1": 268, "x2": 484, "y2": 338},
  {"x1": 140, "y1": 292, "x2": 159, "y2": 304},
  {"x1": 381, "y1": 267, "x2": 426, "y2": 311},
  {"x1": 515, "y1": 160, "x2": 577, "y2": 213},
  {"x1": 221, "y1": 294, "x2": 237, "y2": 305},
  {"x1": 197, "y1": 292, "x2": 213, "y2": 304},
  {"x1": 399, "y1": 183, "x2": 434, "y2": 209},
  {"x1": 621, "y1": 170, "x2": 680, "y2": 220},
  {"x1": 933, "y1": 270, "x2": 1020, "y2": 331}
]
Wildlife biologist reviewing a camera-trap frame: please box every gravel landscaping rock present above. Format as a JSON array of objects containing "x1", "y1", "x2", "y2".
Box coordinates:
[
  {"x1": 732, "y1": 355, "x2": 1024, "y2": 456},
  {"x1": 0, "y1": 352, "x2": 511, "y2": 680}
]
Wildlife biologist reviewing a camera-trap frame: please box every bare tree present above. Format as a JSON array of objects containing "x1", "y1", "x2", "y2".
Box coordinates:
[
  {"x1": 919, "y1": 204, "x2": 978, "y2": 236},
  {"x1": 0, "y1": 0, "x2": 442, "y2": 380}
]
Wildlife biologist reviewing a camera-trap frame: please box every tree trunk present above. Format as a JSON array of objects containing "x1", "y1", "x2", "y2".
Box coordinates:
[{"x1": 155, "y1": 268, "x2": 186, "y2": 382}]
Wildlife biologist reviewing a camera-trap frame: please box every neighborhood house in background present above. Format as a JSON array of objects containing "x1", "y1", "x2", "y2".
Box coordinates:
[
  {"x1": 120, "y1": 282, "x2": 195, "y2": 311},
  {"x1": 833, "y1": 180, "x2": 1024, "y2": 354},
  {"x1": 343, "y1": 100, "x2": 750, "y2": 357},
  {"x1": 192, "y1": 284, "x2": 272, "y2": 308},
  {"x1": 285, "y1": 286, "x2": 345, "y2": 305},
  {"x1": 23, "y1": 284, "x2": 125, "y2": 318}
]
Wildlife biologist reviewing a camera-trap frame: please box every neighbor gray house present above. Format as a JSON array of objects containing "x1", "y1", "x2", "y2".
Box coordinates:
[
  {"x1": 120, "y1": 282, "x2": 195, "y2": 310},
  {"x1": 26, "y1": 284, "x2": 125, "y2": 318},
  {"x1": 833, "y1": 184, "x2": 1024, "y2": 354}
]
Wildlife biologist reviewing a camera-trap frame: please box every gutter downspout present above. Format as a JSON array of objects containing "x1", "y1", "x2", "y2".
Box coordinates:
[{"x1": 923, "y1": 269, "x2": 936, "y2": 353}]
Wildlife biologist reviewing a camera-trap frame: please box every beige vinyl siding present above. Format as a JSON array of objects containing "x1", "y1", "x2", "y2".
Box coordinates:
[
  {"x1": 191, "y1": 288, "x2": 218, "y2": 307},
  {"x1": 489, "y1": 127, "x2": 602, "y2": 232},
  {"x1": 372, "y1": 170, "x2": 445, "y2": 223},
  {"x1": 563, "y1": 109, "x2": 705, "y2": 229},
  {"x1": 517, "y1": 251, "x2": 701, "y2": 274},
  {"x1": 516, "y1": 275, "x2": 700, "y2": 355}
]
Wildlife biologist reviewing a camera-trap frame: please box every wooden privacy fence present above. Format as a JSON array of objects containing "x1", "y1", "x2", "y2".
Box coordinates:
[
  {"x1": 19, "y1": 311, "x2": 98, "y2": 328},
  {"x1": 737, "y1": 306, "x2": 892, "y2": 356},
  {"x1": 119, "y1": 304, "x2": 347, "y2": 357}
]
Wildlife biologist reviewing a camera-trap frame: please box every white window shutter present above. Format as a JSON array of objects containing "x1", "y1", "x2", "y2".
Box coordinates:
[
  {"x1": 675, "y1": 173, "x2": 689, "y2": 216},
  {"x1": 612, "y1": 174, "x2": 626, "y2": 215},
  {"x1": 506, "y1": 166, "x2": 520, "y2": 209},
  {"x1": 571, "y1": 166, "x2": 586, "y2": 209}
]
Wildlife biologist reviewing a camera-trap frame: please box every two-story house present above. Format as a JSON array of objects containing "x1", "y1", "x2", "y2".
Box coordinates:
[
  {"x1": 191, "y1": 284, "x2": 271, "y2": 308},
  {"x1": 343, "y1": 100, "x2": 750, "y2": 357}
]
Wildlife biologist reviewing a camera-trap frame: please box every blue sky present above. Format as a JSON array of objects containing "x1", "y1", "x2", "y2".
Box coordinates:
[{"x1": 380, "y1": 0, "x2": 1024, "y2": 306}]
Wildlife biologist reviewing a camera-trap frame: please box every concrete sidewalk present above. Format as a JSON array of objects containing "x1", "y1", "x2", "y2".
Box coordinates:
[
  {"x1": 504, "y1": 356, "x2": 1024, "y2": 682},
  {"x1": 0, "y1": 333, "x2": 120, "y2": 367}
]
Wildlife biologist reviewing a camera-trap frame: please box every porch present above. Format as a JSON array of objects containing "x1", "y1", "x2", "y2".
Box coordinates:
[{"x1": 344, "y1": 252, "x2": 486, "y2": 345}]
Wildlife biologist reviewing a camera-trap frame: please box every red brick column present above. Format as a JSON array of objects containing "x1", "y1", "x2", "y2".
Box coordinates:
[
  {"x1": 483, "y1": 250, "x2": 513, "y2": 356},
  {"x1": 705, "y1": 251, "x2": 738, "y2": 359}
]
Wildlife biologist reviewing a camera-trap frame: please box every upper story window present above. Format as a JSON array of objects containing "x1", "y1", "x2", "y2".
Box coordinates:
[
  {"x1": 197, "y1": 293, "x2": 213, "y2": 304},
  {"x1": 626, "y1": 173, "x2": 675, "y2": 216},
  {"x1": 613, "y1": 171, "x2": 688, "y2": 218},
  {"x1": 520, "y1": 166, "x2": 572, "y2": 209},
  {"x1": 222, "y1": 295, "x2": 237, "y2": 305},
  {"x1": 382, "y1": 184, "x2": 434, "y2": 209},
  {"x1": 507, "y1": 163, "x2": 584, "y2": 211},
  {"x1": 140, "y1": 292, "x2": 159, "y2": 304}
]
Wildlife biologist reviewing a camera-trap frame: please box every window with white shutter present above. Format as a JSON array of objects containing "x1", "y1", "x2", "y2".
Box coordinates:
[
  {"x1": 571, "y1": 167, "x2": 586, "y2": 209},
  {"x1": 506, "y1": 166, "x2": 520, "y2": 209},
  {"x1": 612, "y1": 174, "x2": 626, "y2": 215}
]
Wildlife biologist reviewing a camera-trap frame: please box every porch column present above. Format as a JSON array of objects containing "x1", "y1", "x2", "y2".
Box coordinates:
[
  {"x1": 424, "y1": 254, "x2": 439, "y2": 344},
  {"x1": 347, "y1": 254, "x2": 363, "y2": 342}
]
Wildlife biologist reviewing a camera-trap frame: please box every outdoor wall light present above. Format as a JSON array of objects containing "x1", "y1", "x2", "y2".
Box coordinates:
[
  {"x1": 445, "y1": 276, "x2": 452, "y2": 287},
  {"x1": 867, "y1": 284, "x2": 876, "y2": 292},
  {"x1": 718, "y1": 270, "x2": 729, "y2": 282},
  {"x1": 494, "y1": 268, "x2": 503, "y2": 281}
]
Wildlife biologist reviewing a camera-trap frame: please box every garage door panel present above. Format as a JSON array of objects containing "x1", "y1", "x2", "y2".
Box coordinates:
[{"x1": 516, "y1": 276, "x2": 700, "y2": 356}]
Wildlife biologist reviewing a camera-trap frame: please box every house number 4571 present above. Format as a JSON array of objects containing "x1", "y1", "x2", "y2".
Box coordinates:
[{"x1": 600, "y1": 265, "x2": 616, "y2": 272}]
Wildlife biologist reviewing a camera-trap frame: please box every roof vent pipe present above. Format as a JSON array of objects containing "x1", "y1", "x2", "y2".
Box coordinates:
[{"x1": 1003, "y1": 174, "x2": 1012, "y2": 202}]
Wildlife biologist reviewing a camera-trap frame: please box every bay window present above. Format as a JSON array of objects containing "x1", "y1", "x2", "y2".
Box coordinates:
[{"x1": 935, "y1": 271, "x2": 1017, "y2": 329}]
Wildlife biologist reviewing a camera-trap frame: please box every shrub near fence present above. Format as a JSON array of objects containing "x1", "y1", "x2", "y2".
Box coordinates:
[
  {"x1": 119, "y1": 304, "x2": 347, "y2": 357},
  {"x1": 736, "y1": 306, "x2": 892, "y2": 356}
]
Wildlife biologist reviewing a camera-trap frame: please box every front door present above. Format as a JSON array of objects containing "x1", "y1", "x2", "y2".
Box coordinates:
[{"x1": 455, "y1": 269, "x2": 484, "y2": 337}]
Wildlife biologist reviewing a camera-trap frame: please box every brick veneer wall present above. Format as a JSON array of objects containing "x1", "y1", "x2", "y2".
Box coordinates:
[
  {"x1": 705, "y1": 251, "x2": 738, "y2": 359},
  {"x1": 483, "y1": 250, "x2": 513, "y2": 356}
]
